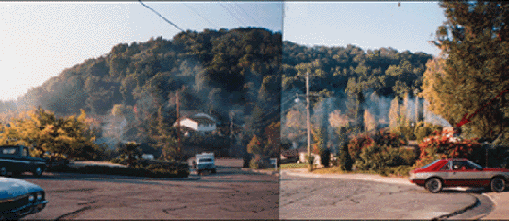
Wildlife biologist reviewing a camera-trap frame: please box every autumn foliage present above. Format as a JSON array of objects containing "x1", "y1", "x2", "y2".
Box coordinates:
[{"x1": 413, "y1": 132, "x2": 481, "y2": 168}]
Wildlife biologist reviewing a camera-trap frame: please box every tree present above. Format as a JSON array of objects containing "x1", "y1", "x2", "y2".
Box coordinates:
[
  {"x1": 0, "y1": 108, "x2": 102, "y2": 160},
  {"x1": 429, "y1": 1, "x2": 509, "y2": 141}
]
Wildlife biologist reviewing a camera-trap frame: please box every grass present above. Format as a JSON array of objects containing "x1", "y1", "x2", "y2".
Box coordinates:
[
  {"x1": 280, "y1": 163, "x2": 309, "y2": 169},
  {"x1": 309, "y1": 166, "x2": 411, "y2": 178}
]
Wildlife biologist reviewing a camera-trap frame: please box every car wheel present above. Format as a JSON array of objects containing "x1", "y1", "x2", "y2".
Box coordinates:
[
  {"x1": 490, "y1": 177, "x2": 505, "y2": 192},
  {"x1": 425, "y1": 178, "x2": 443, "y2": 193},
  {"x1": 0, "y1": 167, "x2": 7, "y2": 176},
  {"x1": 211, "y1": 169, "x2": 217, "y2": 174},
  {"x1": 32, "y1": 167, "x2": 43, "y2": 177}
]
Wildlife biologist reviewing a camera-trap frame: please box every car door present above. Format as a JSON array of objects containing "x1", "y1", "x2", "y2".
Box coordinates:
[
  {"x1": 438, "y1": 161, "x2": 457, "y2": 187},
  {"x1": 449, "y1": 160, "x2": 484, "y2": 187}
]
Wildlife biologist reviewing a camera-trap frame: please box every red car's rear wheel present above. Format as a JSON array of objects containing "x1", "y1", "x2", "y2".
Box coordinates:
[{"x1": 490, "y1": 177, "x2": 505, "y2": 192}]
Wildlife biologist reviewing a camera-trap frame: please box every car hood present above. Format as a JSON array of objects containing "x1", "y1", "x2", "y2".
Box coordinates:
[{"x1": 0, "y1": 177, "x2": 43, "y2": 201}]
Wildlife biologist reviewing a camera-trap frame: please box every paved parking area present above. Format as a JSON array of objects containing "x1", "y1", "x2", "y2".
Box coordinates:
[{"x1": 23, "y1": 159, "x2": 278, "y2": 220}]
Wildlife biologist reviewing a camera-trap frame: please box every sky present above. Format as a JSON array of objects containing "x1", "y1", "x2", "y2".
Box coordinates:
[
  {"x1": 283, "y1": 2, "x2": 447, "y2": 55},
  {"x1": 0, "y1": 1, "x2": 447, "y2": 102},
  {"x1": 0, "y1": 1, "x2": 283, "y2": 102}
]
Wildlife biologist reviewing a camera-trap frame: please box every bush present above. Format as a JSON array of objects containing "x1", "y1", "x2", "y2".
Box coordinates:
[
  {"x1": 374, "y1": 130, "x2": 407, "y2": 148},
  {"x1": 249, "y1": 155, "x2": 271, "y2": 169},
  {"x1": 354, "y1": 145, "x2": 416, "y2": 172},
  {"x1": 347, "y1": 134, "x2": 375, "y2": 162},
  {"x1": 306, "y1": 154, "x2": 315, "y2": 165},
  {"x1": 243, "y1": 153, "x2": 254, "y2": 168},
  {"x1": 379, "y1": 165, "x2": 413, "y2": 177},
  {"x1": 413, "y1": 132, "x2": 481, "y2": 169},
  {"x1": 320, "y1": 148, "x2": 331, "y2": 168},
  {"x1": 400, "y1": 127, "x2": 416, "y2": 141},
  {"x1": 47, "y1": 160, "x2": 189, "y2": 178},
  {"x1": 337, "y1": 143, "x2": 353, "y2": 171}
]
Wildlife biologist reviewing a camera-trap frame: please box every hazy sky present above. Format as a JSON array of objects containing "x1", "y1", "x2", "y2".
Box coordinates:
[
  {"x1": 284, "y1": 2, "x2": 447, "y2": 55},
  {"x1": 0, "y1": 1, "x2": 282, "y2": 101},
  {"x1": 0, "y1": 1, "x2": 446, "y2": 102}
]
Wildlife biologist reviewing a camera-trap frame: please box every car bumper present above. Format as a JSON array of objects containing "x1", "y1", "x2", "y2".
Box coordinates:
[
  {"x1": 409, "y1": 179, "x2": 426, "y2": 186},
  {"x1": 1, "y1": 200, "x2": 48, "y2": 220}
]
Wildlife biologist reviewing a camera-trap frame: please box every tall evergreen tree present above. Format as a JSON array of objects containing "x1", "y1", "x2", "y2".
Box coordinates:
[{"x1": 429, "y1": 1, "x2": 509, "y2": 140}]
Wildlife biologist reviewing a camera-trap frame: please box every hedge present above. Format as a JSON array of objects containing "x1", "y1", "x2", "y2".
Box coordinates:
[{"x1": 47, "y1": 160, "x2": 189, "y2": 178}]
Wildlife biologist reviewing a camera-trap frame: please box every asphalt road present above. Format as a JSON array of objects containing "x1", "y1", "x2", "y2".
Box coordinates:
[
  {"x1": 21, "y1": 159, "x2": 278, "y2": 220},
  {"x1": 280, "y1": 171, "x2": 491, "y2": 220}
]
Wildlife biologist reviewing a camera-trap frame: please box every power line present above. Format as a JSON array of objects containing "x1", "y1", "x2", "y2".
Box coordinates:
[
  {"x1": 183, "y1": 4, "x2": 217, "y2": 28},
  {"x1": 139, "y1": 0, "x2": 185, "y2": 32},
  {"x1": 219, "y1": 3, "x2": 246, "y2": 27},
  {"x1": 233, "y1": 4, "x2": 262, "y2": 27}
]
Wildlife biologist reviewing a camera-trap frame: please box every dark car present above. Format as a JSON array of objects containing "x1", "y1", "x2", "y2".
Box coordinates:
[
  {"x1": 409, "y1": 158, "x2": 509, "y2": 193},
  {"x1": 0, "y1": 177, "x2": 48, "y2": 220},
  {"x1": 0, "y1": 145, "x2": 46, "y2": 177}
]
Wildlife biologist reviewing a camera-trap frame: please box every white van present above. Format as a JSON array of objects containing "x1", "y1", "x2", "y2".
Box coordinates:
[{"x1": 195, "y1": 152, "x2": 216, "y2": 175}]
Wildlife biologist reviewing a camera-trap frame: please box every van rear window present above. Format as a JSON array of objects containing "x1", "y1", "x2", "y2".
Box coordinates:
[{"x1": 199, "y1": 158, "x2": 212, "y2": 162}]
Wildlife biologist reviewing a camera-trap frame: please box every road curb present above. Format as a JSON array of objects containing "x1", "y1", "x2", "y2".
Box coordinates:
[
  {"x1": 241, "y1": 168, "x2": 279, "y2": 176},
  {"x1": 282, "y1": 168, "x2": 481, "y2": 219},
  {"x1": 432, "y1": 194, "x2": 480, "y2": 220}
]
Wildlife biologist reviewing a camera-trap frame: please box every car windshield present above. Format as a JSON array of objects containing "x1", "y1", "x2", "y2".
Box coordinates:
[
  {"x1": 199, "y1": 158, "x2": 212, "y2": 162},
  {"x1": 421, "y1": 160, "x2": 441, "y2": 169}
]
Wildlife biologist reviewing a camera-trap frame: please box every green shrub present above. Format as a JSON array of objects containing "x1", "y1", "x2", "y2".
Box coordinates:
[
  {"x1": 374, "y1": 130, "x2": 407, "y2": 147},
  {"x1": 354, "y1": 145, "x2": 416, "y2": 172},
  {"x1": 337, "y1": 143, "x2": 353, "y2": 171},
  {"x1": 320, "y1": 148, "x2": 331, "y2": 168},
  {"x1": 400, "y1": 127, "x2": 416, "y2": 141},
  {"x1": 379, "y1": 165, "x2": 413, "y2": 177},
  {"x1": 47, "y1": 160, "x2": 189, "y2": 178},
  {"x1": 306, "y1": 154, "x2": 315, "y2": 165},
  {"x1": 249, "y1": 157, "x2": 261, "y2": 169},
  {"x1": 249, "y1": 155, "x2": 272, "y2": 169},
  {"x1": 347, "y1": 134, "x2": 375, "y2": 162}
]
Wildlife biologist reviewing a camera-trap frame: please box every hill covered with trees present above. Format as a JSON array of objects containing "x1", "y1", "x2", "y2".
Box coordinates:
[{"x1": 0, "y1": 27, "x2": 437, "y2": 160}]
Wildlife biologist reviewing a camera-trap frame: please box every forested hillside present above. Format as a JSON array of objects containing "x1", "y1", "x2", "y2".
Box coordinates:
[
  {"x1": 283, "y1": 41, "x2": 432, "y2": 99},
  {"x1": 0, "y1": 27, "x2": 435, "y2": 159}
]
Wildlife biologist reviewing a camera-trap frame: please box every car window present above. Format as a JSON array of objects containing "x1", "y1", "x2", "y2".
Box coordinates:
[
  {"x1": 422, "y1": 160, "x2": 440, "y2": 169},
  {"x1": 22, "y1": 148, "x2": 28, "y2": 157},
  {"x1": 440, "y1": 161, "x2": 451, "y2": 170},
  {"x1": 199, "y1": 158, "x2": 212, "y2": 162},
  {"x1": 1, "y1": 147, "x2": 17, "y2": 155},
  {"x1": 466, "y1": 161, "x2": 483, "y2": 169},
  {"x1": 453, "y1": 161, "x2": 475, "y2": 170}
]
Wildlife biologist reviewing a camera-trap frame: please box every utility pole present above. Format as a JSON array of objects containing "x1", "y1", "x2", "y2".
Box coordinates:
[
  {"x1": 176, "y1": 90, "x2": 181, "y2": 160},
  {"x1": 306, "y1": 71, "x2": 312, "y2": 172}
]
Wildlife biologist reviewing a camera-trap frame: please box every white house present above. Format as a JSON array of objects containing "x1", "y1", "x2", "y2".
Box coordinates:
[{"x1": 173, "y1": 111, "x2": 217, "y2": 133}]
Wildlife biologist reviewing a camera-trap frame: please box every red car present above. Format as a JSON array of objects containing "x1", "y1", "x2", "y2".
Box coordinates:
[{"x1": 409, "y1": 158, "x2": 509, "y2": 193}]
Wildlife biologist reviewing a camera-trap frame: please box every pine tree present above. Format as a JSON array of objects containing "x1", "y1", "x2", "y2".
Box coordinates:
[{"x1": 430, "y1": 1, "x2": 509, "y2": 140}]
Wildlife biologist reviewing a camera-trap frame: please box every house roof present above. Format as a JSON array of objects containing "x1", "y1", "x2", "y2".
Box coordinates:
[{"x1": 173, "y1": 116, "x2": 216, "y2": 127}]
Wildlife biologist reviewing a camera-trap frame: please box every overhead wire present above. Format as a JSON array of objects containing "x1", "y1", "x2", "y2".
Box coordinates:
[
  {"x1": 139, "y1": 0, "x2": 185, "y2": 32},
  {"x1": 219, "y1": 3, "x2": 246, "y2": 27},
  {"x1": 233, "y1": 4, "x2": 262, "y2": 27},
  {"x1": 183, "y1": 4, "x2": 217, "y2": 29}
]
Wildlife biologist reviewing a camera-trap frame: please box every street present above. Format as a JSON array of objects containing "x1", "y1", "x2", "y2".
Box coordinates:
[
  {"x1": 280, "y1": 171, "x2": 492, "y2": 220},
  {"x1": 22, "y1": 159, "x2": 278, "y2": 220}
]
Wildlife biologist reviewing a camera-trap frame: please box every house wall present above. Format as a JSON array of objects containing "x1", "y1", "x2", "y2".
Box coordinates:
[{"x1": 180, "y1": 119, "x2": 198, "y2": 130}]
